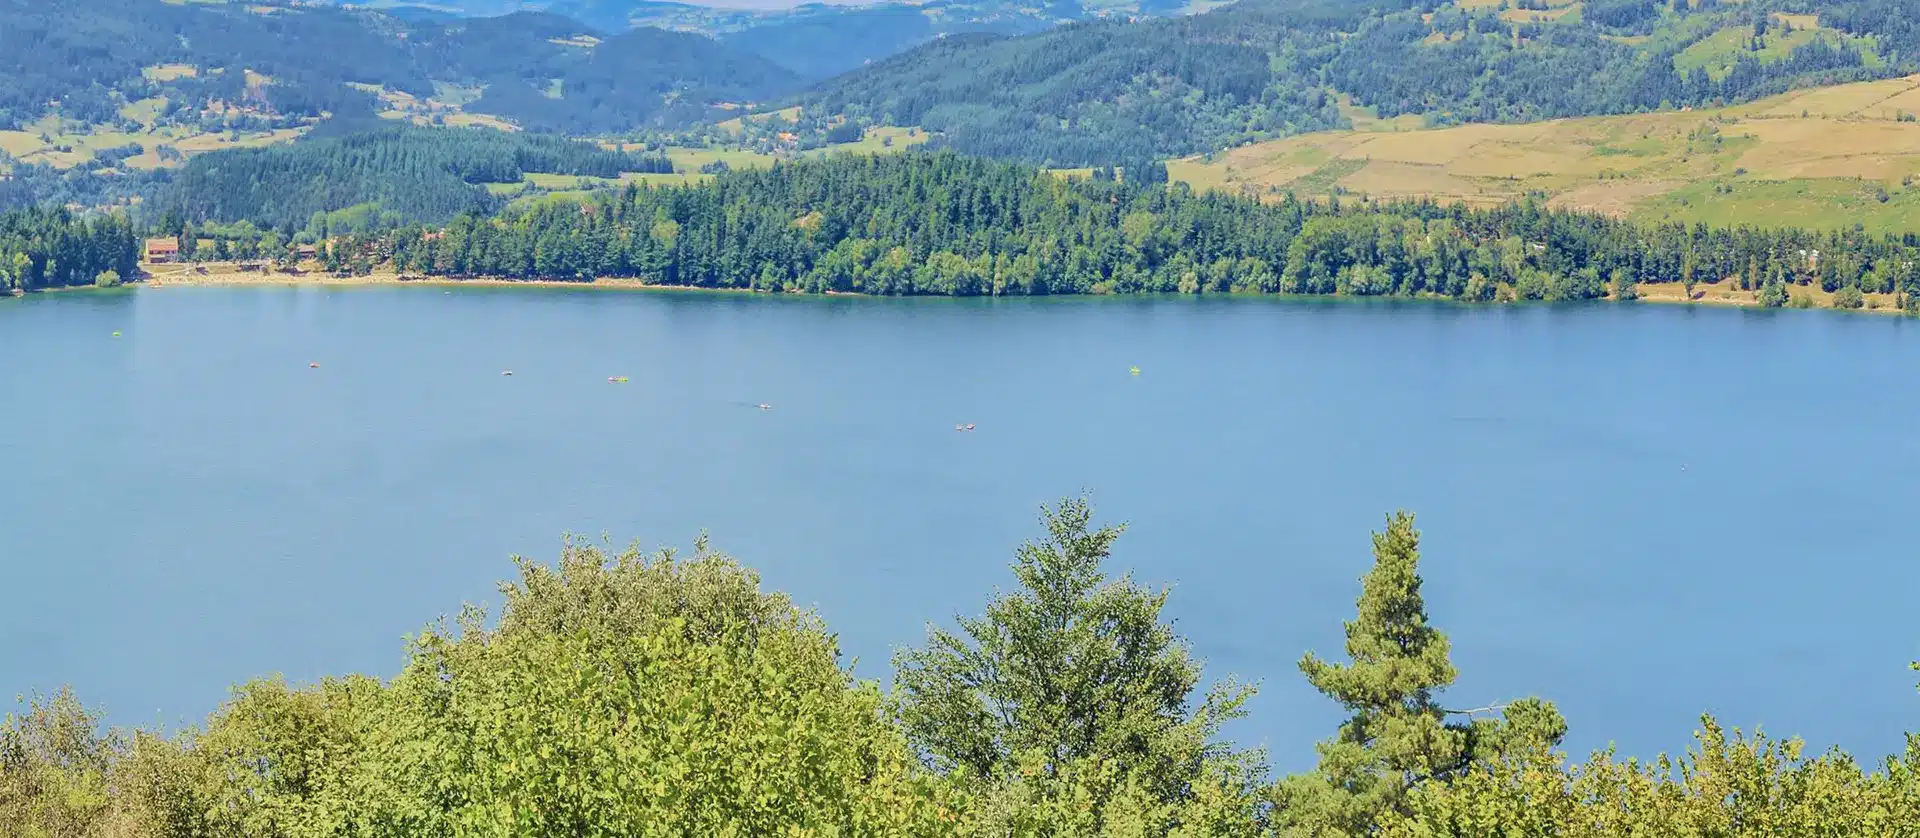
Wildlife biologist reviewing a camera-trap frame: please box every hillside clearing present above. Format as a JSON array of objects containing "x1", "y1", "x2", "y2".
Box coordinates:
[{"x1": 1174, "y1": 75, "x2": 1920, "y2": 233}]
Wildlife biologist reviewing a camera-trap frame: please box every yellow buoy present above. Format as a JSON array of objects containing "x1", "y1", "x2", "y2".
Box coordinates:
[{"x1": 111, "y1": 331, "x2": 122, "y2": 337}]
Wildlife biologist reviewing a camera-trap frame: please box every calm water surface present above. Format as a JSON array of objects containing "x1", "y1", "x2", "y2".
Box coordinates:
[{"x1": 2, "y1": 287, "x2": 1915, "y2": 771}]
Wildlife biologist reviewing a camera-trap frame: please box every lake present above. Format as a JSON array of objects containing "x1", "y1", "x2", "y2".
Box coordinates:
[{"x1": 2, "y1": 286, "x2": 1915, "y2": 772}]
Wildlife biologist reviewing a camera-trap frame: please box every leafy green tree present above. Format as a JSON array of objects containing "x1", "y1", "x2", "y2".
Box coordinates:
[
  {"x1": 370, "y1": 536, "x2": 949, "y2": 836},
  {"x1": 1383, "y1": 716, "x2": 1920, "y2": 837},
  {"x1": 163, "y1": 676, "x2": 390, "y2": 838},
  {"x1": 893, "y1": 497, "x2": 1265, "y2": 834},
  {"x1": 1274, "y1": 512, "x2": 1563, "y2": 837},
  {"x1": 1833, "y1": 285, "x2": 1865, "y2": 309},
  {"x1": 0, "y1": 688, "x2": 123, "y2": 836}
]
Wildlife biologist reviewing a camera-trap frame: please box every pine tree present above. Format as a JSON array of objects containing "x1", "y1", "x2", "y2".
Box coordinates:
[
  {"x1": 1274, "y1": 512, "x2": 1563, "y2": 837},
  {"x1": 1759, "y1": 278, "x2": 1790, "y2": 308},
  {"x1": 1610, "y1": 266, "x2": 1637, "y2": 301},
  {"x1": 893, "y1": 497, "x2": 1262, "y2": 829}
]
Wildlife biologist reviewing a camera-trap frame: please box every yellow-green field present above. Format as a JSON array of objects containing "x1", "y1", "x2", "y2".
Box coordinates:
[
  {"x1": 142, "y1": 64, "x2": 199, "y2": 82},
  {"x1": 1674, "y1": 13, "x2": 1879, "y2": 80},
  {"x1": 805, "y1": 125, "x2": 930, "y2": 155},
  {"x1": 492, "y1": 126, "x2": 929, "y2": 204},
  {"x1": 660, "y1": 126, "x2": 927, "y2": 173},
  {"x1": 361, "y1": 83, "x2": 523, "y2": 132},
  {"x1": 715, "y1": 106, "x2": 804, "y2": 134},
  {"x1": 0, "y1": 113, "x2": 306, "y2": 171},
  {"x1": 1500, "y1": 0, "x2": 1581, "y2": 25},
  {"x1": 666, "y1": 147, "x2": 779, "y2": 172},
  {"x1": 1173, "y1": 74, "x2": 1920, "y2": 233}
]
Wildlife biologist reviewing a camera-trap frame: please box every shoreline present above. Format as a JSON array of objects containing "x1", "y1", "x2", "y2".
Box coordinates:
[{"x1": 88, "y1": 265, "x2": 1910, "y2": 316}]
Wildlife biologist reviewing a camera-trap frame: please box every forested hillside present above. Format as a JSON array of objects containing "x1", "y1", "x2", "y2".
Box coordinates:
[
  {"x1": 0, "y1": 0, "x2": 420, "y2": 129},
  {"x1": 0, "y1": 0, "x2": 794, "y2": 135},
  {"x1": 718, "y1": 4, "x2": 1055, "y2": 80},
  {"x1": 6, "y1": 500, "x2": 1919, "y2": 834},
  {"x1": 406, "y1": 14, "x2": 798, "y2": 132},
  {"x1": 804, "y1": 0, "x2": 1920, "y2": 165},
  {"x1": 10, "y1": 0, "x2": 1915, "y2": 170},
  {"x1": 158, "y1": 125, "x2": 669, "y2": 229}
]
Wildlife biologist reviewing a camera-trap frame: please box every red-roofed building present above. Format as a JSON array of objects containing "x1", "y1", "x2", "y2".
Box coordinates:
[{"x1": 145, "y1": 238, "x2": 180, "y2": 263}]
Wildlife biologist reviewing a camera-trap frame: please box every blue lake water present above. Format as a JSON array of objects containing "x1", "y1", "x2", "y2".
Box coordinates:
[{"x1": 2, "y1": 286, "x2": 1915, "y2": 772}]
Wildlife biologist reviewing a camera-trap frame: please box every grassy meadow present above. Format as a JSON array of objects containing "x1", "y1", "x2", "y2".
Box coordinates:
[
  {"x1": 1173, "y1": 74, "x2": 1920, "y2": 233},
  {"x1": 497, "y1": 126, "x2": 930, "y2": 208},
  {"x1": 0, "y1": 111, "x2": 305, "y2": 172}
]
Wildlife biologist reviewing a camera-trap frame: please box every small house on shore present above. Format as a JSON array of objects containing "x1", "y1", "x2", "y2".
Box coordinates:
[{"x1": 145, "y1": 238, "x2": 180, "y2": 263}]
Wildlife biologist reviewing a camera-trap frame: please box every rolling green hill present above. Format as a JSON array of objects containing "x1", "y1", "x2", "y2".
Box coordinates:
[
  {"x1": 797, "y1": 0, "x2": 1918, "y2": 165},
  {"x1": 1171, "y1": 73, "x2": 1920, "y2": 234}
]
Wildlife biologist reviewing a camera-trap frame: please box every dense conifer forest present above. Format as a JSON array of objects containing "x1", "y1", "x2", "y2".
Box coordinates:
[
  {"x1": 5, "y1": 499, "x2": 1916, "y2": 834},
  {"x1": 157, "y1": 125, "x2": 670, "y2": 229},
  {"x1": 209, "y1": 152, "x2": 1920, "y2": 311},
  {"x1": 0, "y1": 208, "x2": 139, "y2": 293}
]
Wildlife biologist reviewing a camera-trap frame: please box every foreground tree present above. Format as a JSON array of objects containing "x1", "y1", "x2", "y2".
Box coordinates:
[
  {"x1": 106, "y1": 537, "x2": 952, "y2": 837},
  {"x1": 893, "y1": 497, "x2": 1266, "y2": 834},
  {"x1": 1274, "y1": 512, "x2": 1564, "y2": 837},
  {"x1": 369, "y1": 536, "x2": 949, "y2": 836},
  {"x1": 0, "y1": 688, "x2": 124, "y2": 836},
  {"x1": 1384, "y1": 717, "x2": 1920, "y2": 836}
]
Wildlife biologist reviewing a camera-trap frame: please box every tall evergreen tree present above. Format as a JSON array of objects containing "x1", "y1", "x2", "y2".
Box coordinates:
[
  {"x1": 1274, "y1": 512, "x2": 1564, "y2": 837},
  {"x1": 893, "y1": 497, "x2": 1264, "y2": 833}
]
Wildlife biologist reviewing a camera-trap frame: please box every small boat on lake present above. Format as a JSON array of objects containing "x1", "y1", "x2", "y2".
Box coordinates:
[
  {"x1": 609, "y1": 376, "x2": 628, "y2": 383},
  {"x1": 309, "y1": 362, "x2": 320, "y2": 369}
]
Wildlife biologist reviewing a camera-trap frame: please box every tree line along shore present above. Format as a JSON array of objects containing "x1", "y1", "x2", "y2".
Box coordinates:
[{"x1": 8, "y1": 153, "x2": 1920, "y2": 315}]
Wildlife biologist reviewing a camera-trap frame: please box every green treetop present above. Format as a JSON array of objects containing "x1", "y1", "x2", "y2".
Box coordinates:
[
  {"x1": 1275, "y1": 512, "x2": 1564, "y2": 837},
  {"x1": 892, "y1": 496, "x2": 1265, "y2": 834}
]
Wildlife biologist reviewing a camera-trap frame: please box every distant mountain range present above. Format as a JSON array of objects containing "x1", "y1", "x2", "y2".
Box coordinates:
[
  {"x1": 0, "y1": 0, "x2": 795, "y2": 135},
  {"x1": 338, "y1": 0, "x2": 1202, "y2": 78},
  {"x1": 5, "y1": 0, "x2": 1916, "y2": 174}
]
